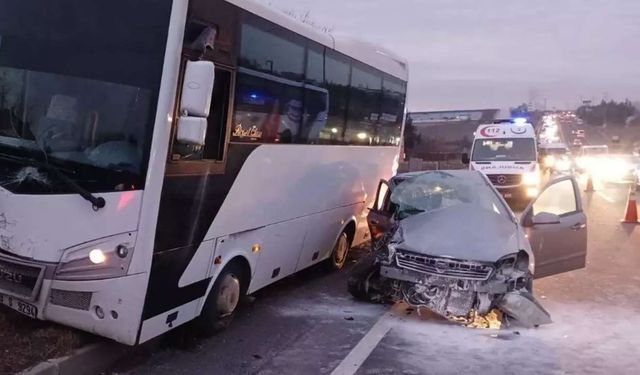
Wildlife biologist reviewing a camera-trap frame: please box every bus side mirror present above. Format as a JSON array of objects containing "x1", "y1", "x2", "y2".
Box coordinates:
[
  {"x1": 461, "y1": 153, "x2": 470, "y2": 165},
  {"x1": 176, "y1": 61, "x2": 215, "y2": 146}
]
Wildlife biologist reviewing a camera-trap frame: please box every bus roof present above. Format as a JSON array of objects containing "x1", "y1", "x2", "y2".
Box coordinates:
[
  {"x1": 474, "y1": 123, "x2": 536, "y2": 140},
  {"x1": 225, "y1": 0, "x2": 409, "y2": 81}
]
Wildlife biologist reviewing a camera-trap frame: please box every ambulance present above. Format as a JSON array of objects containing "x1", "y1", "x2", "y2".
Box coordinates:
[{"x1": 463, "y1": 119, "x2": 541, "y2": 202}]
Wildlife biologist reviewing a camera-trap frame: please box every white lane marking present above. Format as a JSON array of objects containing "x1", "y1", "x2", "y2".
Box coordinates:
[
  {"x1": 331, "y1": 311, "x2": 395, "y2": 375},
  {"x1": 596, "y1": 191, "x2": 616, "y2": 203}
]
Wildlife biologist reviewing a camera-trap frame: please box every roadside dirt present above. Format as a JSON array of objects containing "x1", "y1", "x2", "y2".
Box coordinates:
[{"x1": 0, "y1": 308, "x2": 91, "y2": 374}]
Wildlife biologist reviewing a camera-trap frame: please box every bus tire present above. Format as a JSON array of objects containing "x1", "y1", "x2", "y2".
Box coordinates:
[
  {"x1": 328, "y1": 232, "x2": 350, "y2": 271},
  {"x1": 195, "y1": 262, "x2": 246, "y2": 336}
]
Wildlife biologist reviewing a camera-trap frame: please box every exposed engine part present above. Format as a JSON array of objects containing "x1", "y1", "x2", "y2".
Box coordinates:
[
  {"x1": 449, "y1": 309, "x2": 503, "y2": 329},
  {"x1": 350, "y1": 224, "x2": 549, "y2": 328},
  {"x1": 476, "y1": 293, "x2": 493, "y2": 315}
]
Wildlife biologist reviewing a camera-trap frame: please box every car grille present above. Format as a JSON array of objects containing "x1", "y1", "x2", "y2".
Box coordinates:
[
  {"x1": 487, "y1": 174, "x2": 522, "y2": 186},
  {"x1": 0, "y1": 258, "x2": 44, "y2": 299},
  {"x1": 395, "y1": 251, "x2": 494, "y2": 281}
]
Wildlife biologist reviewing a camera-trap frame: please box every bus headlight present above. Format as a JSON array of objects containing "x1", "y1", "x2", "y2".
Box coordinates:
[
  {"x1": 55, "y1": 233, "x2": 136, "y2": 281},
  {"x1": 89, "y1": 249, "x2": 107, "y2": 265},
  {"x1": 523, "y1": 172, "x2": 541, "y2": 186}
]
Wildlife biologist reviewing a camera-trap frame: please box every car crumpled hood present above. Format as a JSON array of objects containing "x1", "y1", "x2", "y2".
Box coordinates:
[{"x1": 396, "y1": 203, "x2": 519, "y2": 263}]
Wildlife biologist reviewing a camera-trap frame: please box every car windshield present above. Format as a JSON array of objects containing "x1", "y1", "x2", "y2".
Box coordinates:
[
  {"x1": 0, "y1": 0, "x2": 172, "y2": 193},
  {"x1": 471, "y1": 138, "x2": 536, "y2": 162},
  {"x1": 390, "y1": 171, "x2": 508, "y2": 220}
]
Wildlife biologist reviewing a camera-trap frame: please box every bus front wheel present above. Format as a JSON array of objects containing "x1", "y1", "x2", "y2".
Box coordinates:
[
  {"x1": 328, "y1": 232, "x2": 350, "y2": 271},
  {"x1": 195, "y1": 262, "x2": 246, "y2": 336}
]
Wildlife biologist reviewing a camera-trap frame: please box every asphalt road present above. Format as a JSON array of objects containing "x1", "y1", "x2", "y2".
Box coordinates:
[{"x1": 119, "y1": 183, "x2": 640, "y2": 374}]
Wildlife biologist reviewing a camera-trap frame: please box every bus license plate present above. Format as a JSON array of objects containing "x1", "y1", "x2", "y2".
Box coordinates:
[{"x1": 0, "y1": 293, "x2": 38, "y2": 319}]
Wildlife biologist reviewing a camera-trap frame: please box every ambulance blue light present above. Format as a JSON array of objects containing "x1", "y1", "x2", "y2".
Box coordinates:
[{"x1": 513, "y1": 117, "x2": 528, "y2": 124}]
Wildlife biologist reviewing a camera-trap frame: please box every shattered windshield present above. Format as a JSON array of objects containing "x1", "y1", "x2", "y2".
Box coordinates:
[
  {"x1": 390, "y1": 171, "x2": 508, "y2": 220},
  {"x1": 0, "y1": 0, "x2": 172, "y2": 193},
  {"x1": 472, "y1": 138, "x2": 536, "y2": 162}
]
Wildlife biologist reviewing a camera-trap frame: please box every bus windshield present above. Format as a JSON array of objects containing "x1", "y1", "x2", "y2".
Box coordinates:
[
  {"x1": 0, "y1": 0, "x2": 172, "y2": 193},
  {"x1": 472, "y1": 138, "x2": 536, "y2": 162}
]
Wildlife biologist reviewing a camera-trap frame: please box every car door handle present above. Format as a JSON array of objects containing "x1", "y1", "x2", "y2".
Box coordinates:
[{"x1": 571, "y1": 223, "x2": 587, "y2": 230}]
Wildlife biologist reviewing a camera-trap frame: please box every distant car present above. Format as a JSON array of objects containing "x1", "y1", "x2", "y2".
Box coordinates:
[
  {"x1": 573, "y1": 139, "x2": 583, "y2": 146},
  {"x1": 576, "y1": 130, "x2": 586, "y2": 138},
  {"x1": 349, "y1": 170, "x2": 587, "y2": 327},
  {"x1": 539, "y1": 143, "x2": 574, "y2": 174},
  {"x1": 577, "y1": 145, "x2": 609, "y2": 173},
  {"x1": 599, "y1": 154, "x2": 640, "y2": 185}
]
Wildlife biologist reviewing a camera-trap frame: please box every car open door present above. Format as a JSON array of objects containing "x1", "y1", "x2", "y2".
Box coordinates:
[
  {"x1": 521, "y1": 176, "x2": 587, "y2": 279},
  {"x1": 367, "y1": 179, "x2": 393, "y2": 244}
]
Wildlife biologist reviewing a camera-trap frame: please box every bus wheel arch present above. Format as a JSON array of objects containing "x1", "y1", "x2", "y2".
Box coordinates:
[
  {"x1": 343, "y1": 220, "x2": 357, "y2": 246},
  {"x1": 195, "y1": 256, "x2": 251, "y2": 335}
]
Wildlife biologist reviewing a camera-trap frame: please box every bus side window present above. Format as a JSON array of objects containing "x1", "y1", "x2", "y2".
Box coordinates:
[{"x1": 172, "y1": 67, "x2": 232, "y2": 162}]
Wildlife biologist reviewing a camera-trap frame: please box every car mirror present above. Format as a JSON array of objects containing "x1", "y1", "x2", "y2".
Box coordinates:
[
  {"x1": 532, "y1": 212, "x2": 561, "y2": 225},
  {"x1": 176, "y1": 61, "x2": 215, "y2": 146},
  {"x1": 461, "y1": 153, "x2": 470, "y2": 165}
]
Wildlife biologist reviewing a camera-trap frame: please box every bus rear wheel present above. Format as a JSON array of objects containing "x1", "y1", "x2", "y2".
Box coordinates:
[
  {"x1": 328, "y1": 232, "x2": 350, "y2": 271},
  {"x1": 195, "y1": 262, "x2": 246, "y2": 336}
]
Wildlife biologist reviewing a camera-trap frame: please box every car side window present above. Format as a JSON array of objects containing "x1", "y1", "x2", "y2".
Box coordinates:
[{"x1": 533, "y1": 179, "x2": 578, "y2": 216}]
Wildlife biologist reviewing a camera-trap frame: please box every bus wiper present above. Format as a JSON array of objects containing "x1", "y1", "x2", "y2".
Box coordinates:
[{"x1": 0, "y1": 154, "x2": 106, "y2": 211}]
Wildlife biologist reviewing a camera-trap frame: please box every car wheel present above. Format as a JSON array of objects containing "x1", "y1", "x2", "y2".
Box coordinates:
[
  {"x1": 195, "y1": 262, "x2": 246, "y2": 336},
  {"x1": 328, "y1": 232, "x2": 350, "y2": 271},
  {"x1": 347, "y1": 254, "x2": 382, "y2": 303}
]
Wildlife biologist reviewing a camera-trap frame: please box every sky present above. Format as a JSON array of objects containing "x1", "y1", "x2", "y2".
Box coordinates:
[{"x1": 257, "y1": 0, "x2": 640, "y2": 111}]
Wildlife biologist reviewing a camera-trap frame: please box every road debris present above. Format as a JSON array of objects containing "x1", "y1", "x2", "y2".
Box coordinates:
[{"x1": 449, "y1": 309, "x2": 504, "y2": 329}]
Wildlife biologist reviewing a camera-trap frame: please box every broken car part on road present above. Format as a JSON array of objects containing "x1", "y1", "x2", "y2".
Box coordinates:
[{"x1": 349, "y1": 170, "x2": 587, "y2": 328}]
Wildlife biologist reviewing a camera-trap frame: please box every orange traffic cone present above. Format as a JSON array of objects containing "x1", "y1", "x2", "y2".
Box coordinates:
[
  {"x1": 621, "y1": 182, "x2": 639, "y2": 224},
  {"x1": 585, "y1": 174, "x2": 595, "y2": 193}
]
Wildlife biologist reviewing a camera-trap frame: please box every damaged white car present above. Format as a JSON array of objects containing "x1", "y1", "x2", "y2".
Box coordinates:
[{"x1": 348, "y1": 170, "x2": 587, "y2": 327}]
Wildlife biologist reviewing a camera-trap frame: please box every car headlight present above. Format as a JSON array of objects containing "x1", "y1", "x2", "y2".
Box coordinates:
[
  {"x1": 543, "y1": 155, "x2": 556, "y2": 168},
  {"x1": 523, "y1": 172, "x2": 541, "y2": 186},
  {"x1": 382, "y1": 243, "x2": 398, "y2": 265},
  {"x1": 496, "y1": 252, "x2": 532, "y2": 274},
  {"x1": 54, "y1": 232, "x2": 136, "y2": 281},
  {"x1": 554, "y1": 158, "x2": 571, "y2": 171}
]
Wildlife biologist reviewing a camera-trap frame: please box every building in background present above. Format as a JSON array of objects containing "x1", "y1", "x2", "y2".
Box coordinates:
[{"x1": 405, "y1": 109, "x2": 499, "y2": 162}]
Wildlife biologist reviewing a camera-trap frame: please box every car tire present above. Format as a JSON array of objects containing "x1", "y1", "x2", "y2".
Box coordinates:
[
  {"x1": 328, "y1": 232, "x2": 350, "y2": 271},
  {"x1": 347, "y1": 254, "x2": 381, "y2": 302},
  {"x1": 195, "y1": 262, "x2": 246, "y2": 336}
]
